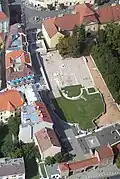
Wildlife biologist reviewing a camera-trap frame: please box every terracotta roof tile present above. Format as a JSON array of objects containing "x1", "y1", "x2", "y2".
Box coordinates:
[
  {"x1": 43, "y1": 17, "x2": 57, "y2": 38},
  {"x1": 34, "y1": 102, "x2": 53, "y2": 123},
  {"x1": 96, "y1": 146, "x2": 114, "y2": 160},
  {"x1": 59, "y1": 157, "x2": 98, "y2": 172},
  {"x1": 96, "y1": 4, "x2": 120, "y2": 24},
  {"x1": 5, "y1": 50, "x2": 31, "y2": 69},
  {"x1": 74, "y1": 3, "x2": 95, "y2": 18},
  {"x1": 0, "y1": 12, "x2": 8, "y2": 21},
  {"x1": 35, "y1": 127, "x2": 61, "y2": 152},
  {"x1": 42, "y1": 3, "x2": 98, "y2": 38},
  {"x1": 54, "y1": 13, "x2": 80, "y2": 31},
  {"x1": 0, "y1": 90, "x2": 24, "y2": 112}
]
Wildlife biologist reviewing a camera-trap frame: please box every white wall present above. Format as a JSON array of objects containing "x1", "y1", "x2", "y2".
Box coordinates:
[
  {"x1": 2, "y1": 173, "x2": 25, "y2": 179},
  {"x1": 28, "y1": 0, "x2": 94, "y2": 8}
]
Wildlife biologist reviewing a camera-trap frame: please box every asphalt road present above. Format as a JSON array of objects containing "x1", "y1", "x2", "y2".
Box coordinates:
[
  {"x1": 25, "y1": 6, "x2": 72, "y2": 29},
  {"x1": 13, "y1": 0, "x2": 73, "y2": 29}
]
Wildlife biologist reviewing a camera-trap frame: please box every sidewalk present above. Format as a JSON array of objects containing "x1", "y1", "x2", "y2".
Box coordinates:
[{"x1": 86, "y1": 56, "x2": 120, "y2": 126}]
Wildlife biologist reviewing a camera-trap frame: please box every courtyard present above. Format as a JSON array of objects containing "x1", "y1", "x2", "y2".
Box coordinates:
[
  {"x1": 43, "y1": 52, "x2": 94, "y2": 98},
  {"x1": 53, "y1": 86, "x2": 104, "y2": 130},
  {"x1": 43, "y1": 52, "x2": 104, "y2": 129}
]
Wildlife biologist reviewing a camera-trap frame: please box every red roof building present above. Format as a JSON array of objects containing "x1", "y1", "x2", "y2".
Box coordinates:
[
  {"x1": 34, "y1": 102, "x2": 53, "y2": 123},
  {"x1": 34, "y1": 127, "x2": 61, "y2": 159},
  {"x1": 58, "y1": 145, "x2": 115, "y2": 177},
  {"x1": 96, "y1": 4, "x2": 120, "y2": 24},
  {"x1": 42, "y1": 3, "x2": 98, "y2": 39},
  {"x1": 42, "y1": 3, "x2": 120, "y2": 48}
]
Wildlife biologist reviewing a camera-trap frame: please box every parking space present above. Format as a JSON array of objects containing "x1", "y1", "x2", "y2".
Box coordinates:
[{"x1": 43, "y1": 52, "x2": 94, "y2": 98}]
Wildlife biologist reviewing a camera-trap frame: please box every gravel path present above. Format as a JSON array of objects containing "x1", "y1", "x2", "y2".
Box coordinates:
[{"x1": 86, "y1": 56, "x2": 120, "y2": 126}]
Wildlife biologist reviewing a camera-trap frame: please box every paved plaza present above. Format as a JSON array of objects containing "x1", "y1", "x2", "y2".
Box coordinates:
[{"x1": 43, "y1": 52, "x2": 94, "y2": 98}]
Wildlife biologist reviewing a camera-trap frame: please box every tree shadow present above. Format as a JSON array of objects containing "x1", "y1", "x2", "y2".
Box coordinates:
[
  {"x1": 25, "y1": 158, "x2": 39, "y2": 179},
  {"x1": 0, "y1": 125, "x2": 9, "y2": 157}
]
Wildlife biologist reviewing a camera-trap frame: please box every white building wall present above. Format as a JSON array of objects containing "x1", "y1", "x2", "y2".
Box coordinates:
[
  {"x1": 28, "y1": 0, "x2": 94, "y2": 8},
  {"x1": 1, "y1": 173, "x2": 25, "y2": 179},
  {"x1": 42, "y1": 24, "x2": 51, "y2": 48}
]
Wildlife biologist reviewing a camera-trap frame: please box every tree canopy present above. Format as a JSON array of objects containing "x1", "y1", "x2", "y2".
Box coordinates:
[
  {"x1": 116, "y1": 153, "x2": 120, "y2": 168},
  {"x1": 45, "y1": 152, "x2": 73, "y2": 165},
  {"x1": 57, "y1": 25, "x2": 86, "y2": 57},
  {"x1": 8, "y1": 115, "x2": 20, "y2": 137},
  {"x1": 91, "y1": 23, "x2": 120, "y2": 104}
]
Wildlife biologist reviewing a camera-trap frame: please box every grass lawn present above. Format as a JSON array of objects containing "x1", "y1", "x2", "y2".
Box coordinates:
[
  {"x1": 88, "y1": 87, "x2": 96, "y2": 93},
  {"x1": 62, "y1": 85, "x2": 82, "y2": 97},
  {"x1": 40, "y1": 163, "x2": 47, "y2": 178},
  {"x1": 53, "y1": 89, "x2": 104, "y2": 130}
]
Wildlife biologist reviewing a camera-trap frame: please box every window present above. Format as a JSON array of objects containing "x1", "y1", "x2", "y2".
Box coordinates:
[{"x1": 1, "y1": 117, "x2": 2, "y2": 119}]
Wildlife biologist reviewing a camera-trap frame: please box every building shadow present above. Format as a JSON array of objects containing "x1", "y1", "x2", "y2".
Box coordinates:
[
  {"x1": 1, "y1": 45, "x2": 7, "y2": 89},
  {"x1": 26, "y1": 28, "x2": 73, "y2": 153},
  {"x1": 25, "y1": 157, "x2": 39, "y2": 179},
  {"x1": 9, "y1": 4, "x2": 22, "y2": 24},
  {"x1": 37, "y1": 53, "x2": 52, "y2": 91}
]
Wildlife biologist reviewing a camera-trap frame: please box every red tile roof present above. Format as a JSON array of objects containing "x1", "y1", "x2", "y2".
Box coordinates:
[
  {"x1": 0, "y1": 12, "x2": 8, "y2": 21},
  {"x1": 34, "y1": 102, "x2": 53, "y2": 123},
  {"x1": 43, "y1": 3, "x2": 120, "y2": 38},
  {"x1": 96, "y1": 146, "x2": 114, "y2": 160},
  {"x1": 5, "y1": 50, "x2": 31, "y2": 69},
  {"x1": 74, "y1": 3, "x2": 96, "y2": 22},
  {"x1": 35, "y1": 127, "x2": 61, "y2": 152},
  {"x1": 54, "y1": 13, "x2": 80, "y2": 31},
  {"x1": 42, "y1": 3, "x2": 98, "y2": 38},
  {"x1": 58, "y1": 157, "x2": 98, "y2": 172},
  {"x1": 96, "y1": 4, "x2": 120, "y2": 24},
  {"x1": 43, "y1": 17, "x2": 57, "y2": 38},
  {"x1": 0, "y1": 90, "x2": 24, "y2": 112}
]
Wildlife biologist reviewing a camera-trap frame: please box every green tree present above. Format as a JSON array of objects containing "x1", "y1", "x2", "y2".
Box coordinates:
[
  {"x1": 8, "y1": 147, "x2": 23, "y2": 158},
  {"x1": 57, "y1": 36, "x2": 72, "y2": 57},
  {"x1": 1, "y1": 133, "x2": 15, "y2": 157},
  {"x1": 45, "y1": 156, "x2": 56, "y2": 165},
  {"x1": 8, "y1": 115, "x2": 20, "y2": 137},
  {"x1": 54, "y1": 152, "x2": 73, "y2": 163},
  {"x1": 57, "y1": 25, "x2": 86, "y2": 57},
  {"x1": 22, "y1": 143, "x2": 41, "y2": 161},
  {"x1": 54, "y1": 152, "x2": 63, "y2": 163},
  {"x1": 116, "y1": 153, "x2": 120, "y2": 168},
  {"x1": 91, "y1": 23, "x2": 120, "y2": 104}
]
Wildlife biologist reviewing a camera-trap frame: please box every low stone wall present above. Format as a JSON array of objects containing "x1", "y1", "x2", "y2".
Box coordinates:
[{"x1": 61, "y1": 88, "x2": 83, "y2": 100}]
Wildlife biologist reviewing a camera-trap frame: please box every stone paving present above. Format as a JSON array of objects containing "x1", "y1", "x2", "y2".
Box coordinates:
[
  {"x1": 43, "y1": 52, "x2": 94, "y2": 98},
  {"x1": 86, "y1": 56, "x2": 120, "y2": 126}
]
